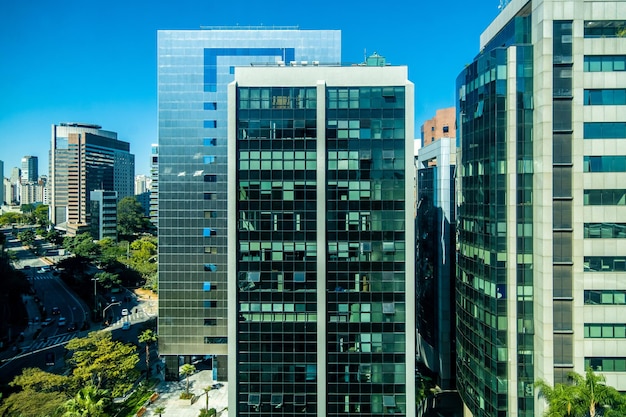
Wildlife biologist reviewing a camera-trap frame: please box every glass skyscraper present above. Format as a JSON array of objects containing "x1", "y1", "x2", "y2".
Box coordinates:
[
  {"x1": 228, "y1": 63, "x2": 415, "y2": 416},
  {"x1": 157, "y1": 28, "x2": 341, "y2": 379},
  {"x1": 456, "y1": 1, "x2": 626, "y2": 416}
]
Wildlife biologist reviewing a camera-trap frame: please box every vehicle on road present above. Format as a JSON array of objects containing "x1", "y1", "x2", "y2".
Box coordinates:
[
  {"x1": 51, "y1": 306, "x2": 60, "y2": 315},
  {"x1": 57, "y1": 317, "x2": 66, "y2": 327},
  {"x1": 41, "y1": 318, "x2": 54, "y2": 327},
  {"x1": 23, "y1": 265, "x2": 30, "y2": 270},
  {"x1": 122, "y1": 321, "x2": 131, "y2": 330},
  {"x1": 67, "y1": 322, "x2": 78, "y2": 332},
  {"x1": 45, "y1": 352, "x2": 55, "y2": 366},
  {"x1": 121, "y1": 308, "x2": 129, "y2": 316}
]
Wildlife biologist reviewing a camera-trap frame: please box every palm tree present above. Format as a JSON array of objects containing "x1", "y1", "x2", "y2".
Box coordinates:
[
  {"x1": 180, "y1": 364, "x2": 196, "y2": 396},
  {"x1": 62, "y1": 385, "x2": 109, "y2": 417},
  {"x1": 154, "y1": 406, "x2": 165, "y2": 416},
  {"x1": 138, "y1": 329, "x2": 158, "y2": 380},
  {"x1": 537, "y1": 368, "x2": 626, "y2": 417},
  {"x1": 203, "y1": 385, "x2": 213, "y2": 411}
]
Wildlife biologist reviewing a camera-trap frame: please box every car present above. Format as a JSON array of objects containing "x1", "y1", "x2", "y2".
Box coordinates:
[
  {"x1": 121, "y1": 321, "x2": 131, "y2": 330},
  {"x1": 121, "y1": 308, "x2": 129, "y2": 316},
  {"x1": 67, "y1": 322, "x2": 78, "y2": 332},
  {"x1": 45, "y1": 352, "x2": 55, "y2": 366},
  {"x1": 57, "y1": 317, "x2": 66, "y2": 327},
  {"x1": 39, "y1": 266, "x2": 51, "y2": 273},
  {"x1": 110, "y1": 296, "x2": 116, "y2": 303},
  {"x1": 23, "y1": 265, "x2": 30, "y2": 270},
  {"x1": 41, "y1": 318, "x2": 54, "y2": 327},
  {"x1": 51, "y1": 306, "x2": 60, "y2": 315}
]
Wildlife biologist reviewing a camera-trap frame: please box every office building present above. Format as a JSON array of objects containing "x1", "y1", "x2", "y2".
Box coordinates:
[
  {"x1": 90, "y1": 190, "x2": 118, "y2": 241},
  {"x1": 0, "y1": 160, "x2": 3, "y2": 205},
  {"x1": 416, "y1": 137, "x2": 457, "y2": 391},
  {"x1": 456, "y1": 1, "x2": 626, "y2": 416},
  {"x1": 157, "y1": 27, "x2": 341, "y2": 380},
  {"x1": 21, "y1": 156, "x2": 38, "y2": 184},
  {"x1": 420, "y1": 107, "x2": 456, "y2": 147},
  {"x1": 50, "y1": 123, "x2": 135, "y2": 236},
  {"x1": 149, "y1": 144, "x2": 158, "y2": 228},
  {"x1": 228, "y1": 62, "x2": 415, "y2": 416}
]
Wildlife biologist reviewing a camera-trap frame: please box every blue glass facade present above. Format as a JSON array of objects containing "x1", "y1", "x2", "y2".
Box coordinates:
[{"x1": 157, "y1": 29, "x2": 341, "y2": 376}]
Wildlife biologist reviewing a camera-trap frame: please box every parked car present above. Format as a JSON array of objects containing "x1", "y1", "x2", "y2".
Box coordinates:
[
  {"x1": 121, "y1": 308, "x2": 129, "y2": 316},
  {"x1": 67, "y1": 322, "x2": 78, "y2": 332},
  {"x1": 57, "y1": 317, "x2": 66, "y2": 327},
  {"x1": 41, "y1": 318, "x2": 54, "y2": 327}
]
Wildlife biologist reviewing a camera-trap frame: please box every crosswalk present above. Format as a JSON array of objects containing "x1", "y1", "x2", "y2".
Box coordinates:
[
  {"x1": 31, "y1": 274, "x2": 54, "y2": 281},
  {"x1": 28, "y1": 333, "x2": 78, "y2": 351}
]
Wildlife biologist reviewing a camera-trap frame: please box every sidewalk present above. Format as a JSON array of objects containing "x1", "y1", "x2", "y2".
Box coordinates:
[
  {"x1": 0, "y1": 294, "x2": 41, "y2": 361},
  {"x1": 144, "y1": 370, "x2": 228, "y2": 417}
]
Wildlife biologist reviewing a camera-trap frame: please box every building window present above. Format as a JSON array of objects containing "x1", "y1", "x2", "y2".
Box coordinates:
[
  {"x1": 443, "y1": 125, "x2": 449, "y2": 133},
  {"x1": 203, "y1": 155, "x2": 216, "y2": 164},
  {"x1": 204, "y1": 337, "x2": 227, "y2": 344},
  {"x1": 584, "y1": 20, "x2": 626, "y2": 38},
  {"x1": 204, "y1": 120, "x2": 217, "y2": 128},
  {"x1": 204, "y1": 138, "x2": 217, "y2": 146},
  {"x1": 204, "y1": 102, "x2": 217, "y2": 110},
  {"x1": 203, "y1": 282, "x2": 212, "y2": 291},
  {"x1": 203, "y1": 228, "x2": 215, "y2": 237},
  {"x1": 584, "y1": 55, "x2": 626, "y2": 72},
  {"x1": 204, "y1": 193, "x2": 217, "y2": 200},
  {"x1": 584, "y1": 256, "x2": 626, "y2": 272},
  {"x1": 203, "y1": 318, "x2": 217, "y2": 326},
  {"x1": 204, "y1": 246, "x2": 218, "y2": 254},
  {"x1": 204, "y1": 264, "x2": 217, "y2": 272},
  {"x1": 584, "y1": 89, "x2": 626, "y2": 105},
  {"x1": 585, "y1": 357, "x2": 626, "y2": 372},
  {"x1": 584, "y1": 290, "x2": 626, "y2": 305},
  {"x1": 204, "y1": 300, "x2": 218, "y2": 308},
  {"x1": 584, "y1": 122, "x2": 626, "y2": 139},
  {"x1": 204, "y1": 174, "x2": 217, "y2": 182},
  {"x1": 584, "y1": 156, "x2": 626, "y2": 173},
  {"x1": 584, "y1": 189, "x2": 626, "y2": 205},
  {"x1": 294, "y1": 271, "x2": 306, "y2": 282}
]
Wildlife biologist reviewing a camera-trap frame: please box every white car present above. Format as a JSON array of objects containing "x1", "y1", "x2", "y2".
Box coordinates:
[{"x1": 121, "y1": 308, "x2": 129, "y2": 316}]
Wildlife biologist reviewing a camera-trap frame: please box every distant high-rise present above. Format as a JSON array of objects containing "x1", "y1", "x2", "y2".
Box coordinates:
[
  {"x1": 0, "y1": 160, "x2": 4, "y2": 205},
  {"x1": 50, "y1": 123, "x2": 135, "y2": 236},
  {"x1": 456, "y1": 1, "x2": 626, "y2": 416},
  {"x1": 157, "y1": 27, "x2": 341, "y2": 381},
  {"x1": 420, "y1": 107, "x2": 456, "y2": 147},
  {"x1": 229, "y1": 62, "x2": 415, "y2": 416},
  {"x1": 416, "y1": 138, "x2": 457, "y2": 391},
  {"x1": 90, "y1": 190, "x2": 118, "y2": 241},
  {"x1": 21, "y1": 156, "x2": 38, "y2": 184},
  {"x1": 9, "y1": 167, "x2": 21, "y2": 205}
]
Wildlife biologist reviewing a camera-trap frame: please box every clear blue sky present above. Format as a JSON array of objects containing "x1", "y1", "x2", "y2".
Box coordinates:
[{"x1": 0, "y1": 0, "x2": 500, "y2": 177}]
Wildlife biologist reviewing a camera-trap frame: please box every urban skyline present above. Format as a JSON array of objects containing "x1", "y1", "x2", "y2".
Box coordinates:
[{"x1": 0, "y1": 0, "x2": 504, "y2": 177}]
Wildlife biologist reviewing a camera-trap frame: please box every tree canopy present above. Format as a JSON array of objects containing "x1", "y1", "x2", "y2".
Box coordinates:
[
  {"x1": 65, "y1": 331, "x2": 139, "y2": 397},
  {"x1": 537, "y1": 368, "x2": 626, "y2": 417},
  {"x1": 117, "y1": 197, "x2": 152, "y2": 238}
]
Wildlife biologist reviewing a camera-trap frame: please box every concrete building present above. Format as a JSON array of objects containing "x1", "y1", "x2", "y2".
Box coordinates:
[
  {"x1": 415, "y1": 138, "x2": 457, "y2": 392},
  {"x1": 456, "y1": 1, "x2": 626, "y2": 416},
  {"x1": 90, "y1": 190, "x2": 118, "y2": 241},
  {"x1": 50, "y1": 123, "x2": 134, "y2": 236},
  {"x1": 0, "y1": 160, "x2": 4, "y2": 205},
  {"x1": 228, "y1": 62, "x2": 415, "y2": 416},
  {"x1": 420, "y1": 107, "x2": 456, "y2": 147},
  {"x1": 157, "y1": 27, "x2": 341, "y2": 381}
]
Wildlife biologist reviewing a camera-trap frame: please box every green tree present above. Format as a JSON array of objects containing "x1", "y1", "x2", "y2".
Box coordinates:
[
  {"x1": 62, "y1": 385, "x2": 109, "y2": 417},
  {"x1": 180, "y1": 364, "x2": 196, "y2": 396},
  {"x1": 154, "y1": 406, "x2": 166, "y2": 417},
  {"x1": 34, "y1": 204, "x2": 50, "y2": 227},
  {"x1": 537, "y1": 368, "x2": 626, "y2": 417},
  {"x1": 94, "y1": 271, "x2": 121, "y2": 289},
  {"x1": 66, "y1": 331, "x2": 139, "y2": 397},
  {"x1": 203, "y1": 385, "x2": 213, "y2": 411},
  {"x1": 46, "y1": 228, "x2": 64, "y2": 245},
  {"x1": 0, "y1": 211, "x2": 25, "y2": 226},
  {"x1": 0, "y1": 389, "x2": 67, "y2": 417},
  {"x1": 17, "y1": 229, "x2": 36, "y2": 247},
  {"x1": 117, "y1": 196, "x2": 151, "y2": 238},
  {"x1": 138, "y1": 329, "x2": 158, "y2": 380},
  {"x1": 63, "y1": 233, "x2": 100, "y2": 260},
  {"x1": 10, "y1": 367, "x2": 72, "y2": 393}
]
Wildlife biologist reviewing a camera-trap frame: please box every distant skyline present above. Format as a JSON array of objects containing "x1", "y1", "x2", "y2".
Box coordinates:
[{"x1": 0, "y1": 0, "x2": 502, "y2": 177}]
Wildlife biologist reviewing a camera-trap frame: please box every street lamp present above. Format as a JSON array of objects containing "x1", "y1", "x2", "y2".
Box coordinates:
[
  {"x1": 92, "y1": 277, "x2": 99, "y2": 320},
  {"x1": 102, "y1": 301, "x2": 121, "y2": 323}
]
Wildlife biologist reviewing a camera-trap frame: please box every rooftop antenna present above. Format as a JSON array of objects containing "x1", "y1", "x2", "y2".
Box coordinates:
[{"x1": 364, "y1": 48, "x2": 367, "y2": 64}]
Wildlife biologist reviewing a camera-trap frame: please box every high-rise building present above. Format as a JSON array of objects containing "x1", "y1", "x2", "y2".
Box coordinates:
[
  {"x1": 456, "y1": 1, "x2": 626, "y2": 416},
  {"x1": 9, "y1": 167, "x2": 21, "y2": 205},
  {"x1": 228, "y1": 61, "x2": 415, "y2": 416},
  {"x1": 416, "y1": 138, "x2": 457, "y2": 391},
  {"x1": 0, "y1": 160, "x2": 4, "y2": 205},
  {"x1": 90, "y1": 190, "x2": 118, "y2": 241},
  {"x1": 21, "y1": 156, "x2": 38, "y2": 184},
  {"x1": 420, "y1": 107, "x2": 456, "y2": 147},
  {"x1": 149, "y1": 144, "x2": 158, "y2": 228},
  {"x1": 157, "y1": 27, "x2": 341, "y2": 380},
  {"x1": 50, "y1": 123, "x2": 135, "y2": 236}
]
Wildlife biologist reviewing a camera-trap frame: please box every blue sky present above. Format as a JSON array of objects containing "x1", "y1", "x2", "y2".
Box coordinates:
[{"x1": 0, "y1": 0, "x2": 500, "y2": 177}]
